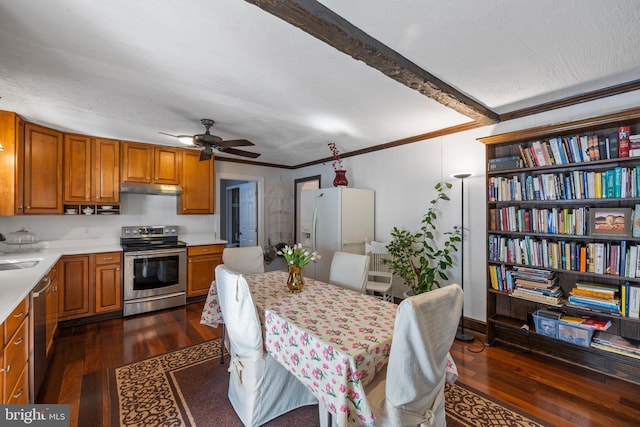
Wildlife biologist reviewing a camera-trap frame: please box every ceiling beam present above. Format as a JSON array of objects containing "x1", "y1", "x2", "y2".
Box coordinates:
[{"x1": 245, "y1": 0, "x2": 500, "y2": 125}]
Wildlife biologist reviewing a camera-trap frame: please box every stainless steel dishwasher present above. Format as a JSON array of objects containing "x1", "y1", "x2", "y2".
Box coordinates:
[{"x1": 30, "y1": 275, "x2": 51, "y2": 401}]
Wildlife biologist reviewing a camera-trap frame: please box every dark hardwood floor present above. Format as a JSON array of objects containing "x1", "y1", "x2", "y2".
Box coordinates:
[{"x1": 39, "y1": 302, "x2": 640, "y2": 427}]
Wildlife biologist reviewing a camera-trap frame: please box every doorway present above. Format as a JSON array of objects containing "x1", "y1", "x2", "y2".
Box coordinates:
[{"x1": 217, "y1": 174, "x2": 264, "y2": 248}]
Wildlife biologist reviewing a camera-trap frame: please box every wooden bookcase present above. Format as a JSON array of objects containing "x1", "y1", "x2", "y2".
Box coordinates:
[{"x1": 478, "y1": 107, "x2": 640, "y2": 384}]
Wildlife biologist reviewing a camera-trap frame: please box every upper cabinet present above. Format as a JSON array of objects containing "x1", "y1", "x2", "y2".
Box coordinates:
[
  {"x1": 0, "y1": 111, "x2": 23, "y2": 216},
  {"x1": 23, "y1": 122, "x2": 63, "y2": 214},
  {"x1": 64, "y1": 135, "x2": 120, "y2": 204},
  {"x1": 121, "y1": 142, "x2": 181, "y2": 185},
  {"x1": 179, "y1": 149, "x2": 214, "y2": 214}
]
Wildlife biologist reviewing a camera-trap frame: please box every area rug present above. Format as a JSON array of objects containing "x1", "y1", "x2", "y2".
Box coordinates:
[{"x1": 108, "y1": 339, "x2": 549, "y2": 426}]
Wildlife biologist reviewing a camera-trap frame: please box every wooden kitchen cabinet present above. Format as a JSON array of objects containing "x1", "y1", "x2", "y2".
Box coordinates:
[
  {"x1": 187, "y1": 244, "x2": 224, "y2": 296},
  {"x1": 179, "y1": 149, "x2": 215, "y2": 214},
  {"x1": 23, "y1": 122, "x2": 64, "y2": 214},
  {"x1": 58, "y1": 255, "x2": 91, "y2": 320},
  {"x1": 0, "y1": 110, "x2": 24, "y2": 216},
  {"x1": 2, "y1": 297, "x2": 29, "y2": 404},
  {"x1": 45, "y1": 261, "x2": 60, "y2": 358},
  {"x1": 64, "y1": 134, "x2": 120, "y2": 205},
  {"x1": 121, "y1": 141, "x2": 181, "y2": 185},
  {"x1": 94, "y1": 252, "x2": 122, "y2": 314}
]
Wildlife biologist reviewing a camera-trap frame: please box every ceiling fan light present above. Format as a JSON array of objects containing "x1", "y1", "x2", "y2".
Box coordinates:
[{"x1": 178, "y1": 136, "x2": 194, "y2": 145}]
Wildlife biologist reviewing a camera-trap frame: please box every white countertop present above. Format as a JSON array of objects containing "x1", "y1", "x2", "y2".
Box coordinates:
[{"x1": 0, "y1": 235, "x2": 226, "y2": 325}]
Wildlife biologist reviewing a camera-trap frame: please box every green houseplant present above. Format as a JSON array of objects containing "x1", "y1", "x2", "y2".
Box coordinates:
[{"x1": 384, "y1": 182, "x2": 462, "y2": 294}]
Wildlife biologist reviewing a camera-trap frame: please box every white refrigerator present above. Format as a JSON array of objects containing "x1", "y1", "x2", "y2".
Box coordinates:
[{"x1": 298, "y1": 187, "x2": 374, "y2": 282}]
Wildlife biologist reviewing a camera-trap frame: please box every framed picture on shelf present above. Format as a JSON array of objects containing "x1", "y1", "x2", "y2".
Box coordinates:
[{"x1": 589, "y1": 208, "x2": 632, "y2": 237}]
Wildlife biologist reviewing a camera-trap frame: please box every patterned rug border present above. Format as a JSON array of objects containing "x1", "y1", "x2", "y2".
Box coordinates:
[
  {"x1": 445, "y1": 381, "x2": 553, "y2": 427},
  {"x1": 108, "y1": 339, "x2": 552, "y2": 427},
  {"x1": 108, "y1": 339, "x2": 222, "y2": 427}
]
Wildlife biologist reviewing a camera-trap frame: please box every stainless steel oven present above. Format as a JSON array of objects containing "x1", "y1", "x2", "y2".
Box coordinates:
[{"x1": 121, "y1": 225, "x2": 187, "y2": 316}]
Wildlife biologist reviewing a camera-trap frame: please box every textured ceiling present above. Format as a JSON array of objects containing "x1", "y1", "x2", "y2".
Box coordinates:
[{"x1": 1, "y1": 0, "x2": 639, "y2": 166}]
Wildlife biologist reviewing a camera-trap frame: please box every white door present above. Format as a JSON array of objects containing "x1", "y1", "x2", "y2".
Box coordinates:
[{"x1": 239, "y1": 181, "x2": 257, "y2": 247}]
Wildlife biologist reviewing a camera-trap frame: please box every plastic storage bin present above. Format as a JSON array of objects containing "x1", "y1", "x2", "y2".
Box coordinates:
[
  {"x1": 533, "y1": 312, "x2": 558, "y2": 338},
  {"x1": 557, "y1": 321, "x2": 595, "y2": 347}
]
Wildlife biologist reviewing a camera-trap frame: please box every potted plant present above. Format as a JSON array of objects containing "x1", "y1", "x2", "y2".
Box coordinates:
[{"x1": 384, "y1": 182, "x2": 462, "y2": 295}]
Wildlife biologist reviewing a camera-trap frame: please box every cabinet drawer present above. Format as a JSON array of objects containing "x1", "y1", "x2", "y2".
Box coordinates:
[
  {"x1": 4, "y1": 320, "x2": 28, "y2": 398},
  {"x1": 95, "y1": 251, "x2": 122, "y2": 265},
  {"x1": 188, "y1": 244, "x2": 224, "y2": 257},
  {"x1": 6, "y1": 362, "x2": 29, "y2": 404},
  {"x1": 4, "y1": 298, "x2": 28, "y2": 345}
]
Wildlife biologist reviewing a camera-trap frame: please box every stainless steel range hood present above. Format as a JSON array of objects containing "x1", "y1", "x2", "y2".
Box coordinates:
[{"x1": 120, "y1": 182, "x2": 183, "y2": 195}]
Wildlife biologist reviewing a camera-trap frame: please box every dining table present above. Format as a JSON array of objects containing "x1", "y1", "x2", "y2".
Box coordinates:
[{"x1": 201, "y1": 270, "x2": 458, "y2": 427}]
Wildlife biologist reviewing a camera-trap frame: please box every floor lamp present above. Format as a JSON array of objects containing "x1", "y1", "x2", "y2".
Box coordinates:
[{"x1": 453, "y1": 173, "x2": 474, "y2": 342}]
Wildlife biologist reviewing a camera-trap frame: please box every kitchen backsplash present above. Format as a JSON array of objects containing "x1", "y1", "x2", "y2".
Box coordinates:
[{"x1": 0, "y1": 193, "x2": 218, "y2": 241}]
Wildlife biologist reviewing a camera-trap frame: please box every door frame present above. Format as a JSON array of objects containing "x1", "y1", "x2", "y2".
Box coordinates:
[{"x1": 216, "y1": 172, "x2": 264, "y2": 248}]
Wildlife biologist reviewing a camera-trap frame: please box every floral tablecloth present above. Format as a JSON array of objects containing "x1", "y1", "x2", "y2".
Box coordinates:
[{"x1": 200, "y1": 270, "x2": 458, "y2": 427}]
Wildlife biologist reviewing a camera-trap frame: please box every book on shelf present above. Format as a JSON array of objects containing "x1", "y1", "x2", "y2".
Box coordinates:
[
  {"x1": 590, "y1": 341, "x2": 640, "y2": 360},
  {"x1": 592, "y1": 331, "x2": 640, "y2": 357},
  {"x1": 633, "y1": 205, "x2": 640, "y2": 238},
  {"x1": 618, "y1": 126, "x2": 631, "y2": 158},
  {"x1": 560, "y1": 314, "x2": 612, "y2": 331},
  {"x1": 511, "y1": 290, "x2": 564, "y2": 307},
  {"x1": 629, "y1": 286, "x2": 640, "y2": 319},
  {"x1": 629, "y1": 134, "x2": 640, "y2": 157},
  {"x1": 488, "y1": 155, "x2": 523, "y2": 171},
  {"x1": 607, "y1": 134, "x2": 619, "y2": 159},
  {"x1": 598, "y1": 136, "x2": 608, "y2": 160}
]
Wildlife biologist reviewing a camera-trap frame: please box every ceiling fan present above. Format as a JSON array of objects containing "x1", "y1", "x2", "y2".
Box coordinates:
[{"x1": 160, "y1": 119, "x2": 260, "y2": 161}]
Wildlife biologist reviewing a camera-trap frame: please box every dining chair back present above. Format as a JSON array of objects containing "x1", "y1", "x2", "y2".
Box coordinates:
[
  {"x1": 215, "y1": 264, "x2": 317, "y2": 426},
  {"x1": 365, "y1": 240, "x2": 393, "y2": 302},
  {"x1": 222, "y1": 246, "x2": 265, "y2": 275},
  {"x1": 328, "y1": 251, "x2": 370, "y2": 293},
  {"x1": 364, "y1": 284, "x2": 463, "y2": 426}
]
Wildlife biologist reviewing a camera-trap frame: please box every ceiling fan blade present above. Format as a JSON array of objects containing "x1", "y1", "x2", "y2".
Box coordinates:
[
  {"x1": 219, "y1": 139, "x2": 254, "y2": 147},
  {"x1": 221, "y1": 147, "x2": 261, "y2": 158},
  {"x1": 158, "y1": 131, "x2": 179, "y2": 138},
  {"x1": 199, "y1": 147, "x2": 213, "y2": 161}
]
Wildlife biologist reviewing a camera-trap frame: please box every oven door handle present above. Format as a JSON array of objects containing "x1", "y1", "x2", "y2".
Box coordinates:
[{"x1": 123, "y1": 248, "x2": 187, "y2": 258}]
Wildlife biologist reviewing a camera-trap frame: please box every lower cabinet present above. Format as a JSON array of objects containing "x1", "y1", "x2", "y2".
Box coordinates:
[
  {"x1": 59, "y1": 252, "x2": 123, "y2": 321},
  {"x1": 187, "y1": 244, "x2": 224, "y2": 296},
  {"x1": 94, "y1": 252, "x2": 122, "y2": 313},
  {"x1": 2, "y1": 297, "x2": 29, "y2": 404}
]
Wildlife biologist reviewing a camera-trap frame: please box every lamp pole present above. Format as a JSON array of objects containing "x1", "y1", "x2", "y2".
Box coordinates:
[{"x1": 453, "y1": 173, "x2": 474, "y2": 342}]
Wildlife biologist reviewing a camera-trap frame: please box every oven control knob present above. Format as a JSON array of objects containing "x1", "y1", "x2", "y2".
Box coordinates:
[{"x1": 170, "y1": 228, "x2": 177, "y2": 234}]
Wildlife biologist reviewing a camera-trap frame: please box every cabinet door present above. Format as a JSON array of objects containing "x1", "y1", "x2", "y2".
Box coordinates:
[
  {"x1": 59, "y1": 255, "x2": 90, "y2": 319},
  {"x1": 63, "y1": 134, "x2": 92, "y2": 203},
  {"x1": 179, "y1": 150, "x2": 214, "y2": 214},
  {"x1": 187, "y1": 253, "x2": 222, "y2": 296},
  {"x1": 93, "y1": 138, "x2": 120, "y2": 203},
  {"x1": 95, "y1": 253, "x2": 122, "y2": 313},
  {"x1": 121, "y1": 141, "x2": 153, "y2": 183},
  {"x1": 23, "y1": 123, "x2": 63, "y2": 214},
  {"x1": 0, "y1": 111, "x2": 23, "y2": 216},
  {"x1": 154, "y1": 146, "x2": 180, "y2": 184}
]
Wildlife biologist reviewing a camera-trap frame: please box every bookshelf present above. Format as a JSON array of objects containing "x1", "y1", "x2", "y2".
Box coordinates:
[{"x1": 479, "y1": 107, "x2": 640, "y2": 384}]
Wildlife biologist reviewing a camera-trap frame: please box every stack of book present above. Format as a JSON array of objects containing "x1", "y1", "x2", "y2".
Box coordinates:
[
  {"x1": 566, "y1": 282, "x2": 621, "y2": 315},
  {"x1": 510, "y1": 267, "x2": 563, "y2": 307},
  {"x1": 559, "y1": 314, "x2": 612, "y2": 331},
  {"x1": 629, "y1": 134, "x2": 640, "y2": 157},
  {"x1": 591, "y1": 332, "x2": 640, "y2": 360},
  {"x1": 488, "y1": 155, "x2": 523, "y2": 171}
]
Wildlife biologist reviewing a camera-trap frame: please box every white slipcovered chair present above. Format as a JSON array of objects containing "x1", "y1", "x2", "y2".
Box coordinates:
[
  {"x1": 364, "y1": 284, "x2": 463, "y2": 426},
  {"x1": 328, "y1": 251, "x2": 370, "y2": 293},
  {"x1": 365, "y1": 240, "x2": 394, "y2": 302},
  {"x1": 222, "y1": 246, "x2": 265, "y2": 274},
  {"x1": 215, "y1": 264, "x2": 318, "y2": 426},
  {"x1": 219, "y1": 246, "x2": 265, "y2": 363}
]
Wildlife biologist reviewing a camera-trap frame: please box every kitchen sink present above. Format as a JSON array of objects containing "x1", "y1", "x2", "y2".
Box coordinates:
[{"x1": 0, "y1": 260, "x2": 40, "y2": 271}]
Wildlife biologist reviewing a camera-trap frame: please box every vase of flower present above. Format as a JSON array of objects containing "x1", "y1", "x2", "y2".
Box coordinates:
[
  {"x1": 287, "y1": 265, "x2": 305, "y2": 293},
  {"x1": 277, "y1": 243, "x2": 321, "y2": 293},
  {"x1": 333, "y1": 169, "x2": 348, "y2": 187},
  {"x1": 328, "y1": 142, "x2": 348, "y2": 187}
]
